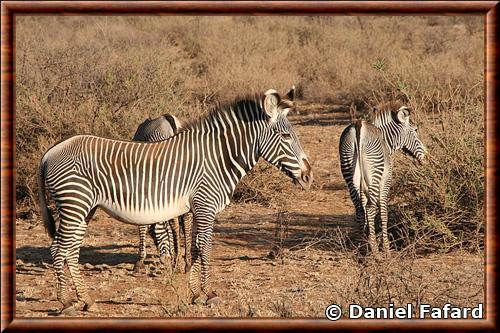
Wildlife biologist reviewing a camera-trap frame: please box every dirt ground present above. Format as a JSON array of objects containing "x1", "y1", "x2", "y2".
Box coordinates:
[{"x1": 15, "y1": 104, "x2": 484, "y2": 318}]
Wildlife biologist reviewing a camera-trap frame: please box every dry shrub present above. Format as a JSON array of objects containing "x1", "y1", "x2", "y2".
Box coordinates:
[
  {"x1": 388, "y1": 83, "x2": 484, "y2": 252},
  {"x1": 232, "y1": 162, "x2": 293, "y2": 207},
  {"x1": 266, "y1": 210, "x2": 290, "y2": 261},
  {"x1": 337, "y1": 256, "x2": 428, "y2": 312},
  {"x1": 335, "y1": 249, "x2": 483, "y2": 312}
]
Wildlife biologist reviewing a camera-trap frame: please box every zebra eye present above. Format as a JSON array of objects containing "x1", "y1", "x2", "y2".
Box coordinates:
[{"x1": 281, "y1": 133, "x2": 292, "y2": 140}]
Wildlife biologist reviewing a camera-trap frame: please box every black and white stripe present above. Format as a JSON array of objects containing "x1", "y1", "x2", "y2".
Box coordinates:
[
  {"x1": 339, "y1": 104, "x2": 425, "y2": 254},
  {"x1": 38, "y1": 87, "x2": 313, "y2": 312},
  {"x1": 132, "y1": 114, "x2": 192, "y2": 273}
]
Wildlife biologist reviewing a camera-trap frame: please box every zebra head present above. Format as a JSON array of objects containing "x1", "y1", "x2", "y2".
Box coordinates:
[
  {"x1": 259, "y1": 87, "x2": 313, "y2": 190},
  {"x1": 393, "y1": 106, "x2": 426, "y2": 163}
]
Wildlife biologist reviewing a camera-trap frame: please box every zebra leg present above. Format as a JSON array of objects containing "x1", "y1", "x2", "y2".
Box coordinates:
[
  {"x1": 357, "y1": 189, "x2": 371, "y2": 257},
  {"x1": 355, "y1": 206, "x2": 368, "y2": 256},
  {"x1": 194, "y1": 212, "x2": 220, "y2": 305},
  {"x1": 380, "y1": 201, "x2": 390, "y2": 254},
  {"x1": 200, "y1": 232, "x2": 221, "y2": 305},
  {"x1": 365, "y1": 200, "x2": 378, "y2": 255},
  {"x1": 348, "y1": 184, "x2": 366, "y2": 248},
  {"x1": 380, "y1": 165, "x2": 392, "y2": 255},
  {"x1": 169, "y1": 218, "x2": 181, "y2": 272},
  {"x1": 149, "y1": 222, "x2": 173, "y2": 273},
  {"x1": 133, "y1": 226, "x2": 148, "y2": 273},
  {"x1": 50, "y1": 233, "x2": 73, "y2": 314},
  {"x1": 189, "y1": 217, "x2": 202, "y2": 304},
  {"x1": 53, "y1": 213, "x2": 89, "y2": 315},
  {"x1": 166, "y1": 222, "x2": 175, "y2": 270},
  {"x1": 66, "y1": 223, "x2": 95, "y2": 312},
  {"x1": 154, "y1": 222, "x2": 169, "y2": 265},
  {"x1": 182, "y1": 213, "x2": 193, "y2": 273}
]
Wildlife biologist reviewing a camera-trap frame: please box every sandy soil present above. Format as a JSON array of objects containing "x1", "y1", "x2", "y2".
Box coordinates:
[{"x1": 15, "y1": 104, "x2": 484, "y2": 317}]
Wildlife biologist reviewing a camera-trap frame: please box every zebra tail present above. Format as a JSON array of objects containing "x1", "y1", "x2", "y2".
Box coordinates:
[
  {"x1": 38, "y1": 160, "x2": 56, "y2": 239},
  {"x1": 355, "y1": 121, "x2": 365, "y2": 195}
]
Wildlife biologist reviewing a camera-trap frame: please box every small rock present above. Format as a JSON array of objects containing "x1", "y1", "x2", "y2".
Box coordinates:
[
  {"x1": 16, "y1": 291, "x2": 25, "y2": 302},
  {"x1": 84, "y1": 263, "x2": 94, "y2": 270}
]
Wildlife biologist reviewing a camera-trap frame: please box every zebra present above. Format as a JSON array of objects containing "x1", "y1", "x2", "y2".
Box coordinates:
[
  {"x1": 132, "y1": 114, "x2": 192, "y2": 274},
  {"x1": 38, "y1": 87, "x2": 313, "y2": 313},
  {"x1": 338, "y1": 102, "x2": 425, "y2": 255}
]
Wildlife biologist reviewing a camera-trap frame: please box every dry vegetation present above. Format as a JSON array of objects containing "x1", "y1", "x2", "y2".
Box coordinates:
[{"x1": 15, "y1": 16, "x2": 484, "y2": 317}]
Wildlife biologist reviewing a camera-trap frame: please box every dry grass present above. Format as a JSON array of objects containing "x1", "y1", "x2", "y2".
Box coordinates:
[
  {"x1": 16, "y1": 209, "x2": 484, "y2": 317},
  {"x1": 15, "y1": 17, "x2": 485, "y2": 317}
]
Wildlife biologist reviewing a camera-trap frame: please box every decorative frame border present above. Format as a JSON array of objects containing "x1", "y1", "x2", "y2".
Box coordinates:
[{"x1": 1, "y1": 1, "x2": 497, "y2": 331}]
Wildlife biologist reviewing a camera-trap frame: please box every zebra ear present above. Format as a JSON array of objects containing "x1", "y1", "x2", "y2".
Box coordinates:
[
  {"x1": 397, "y1": 107, "x2": 410, "y2": 124},
  {"x1": 263, "y1": 89, "x2": 281, "y2": 122},
  {"x1": 278, "y1": 99, "x2": 294, "y2": 118},
  {"x1": 284, "y1": 85, "x2": 295, "y2": 101}
]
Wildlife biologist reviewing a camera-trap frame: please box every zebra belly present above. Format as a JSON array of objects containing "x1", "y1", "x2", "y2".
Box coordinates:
[{"x1": 98, "y1": 197, "x2": 190, "y2": 225}]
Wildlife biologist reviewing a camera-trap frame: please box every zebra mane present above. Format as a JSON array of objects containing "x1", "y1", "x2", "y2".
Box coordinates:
[
  {"x1": 181, "y1": 93, "x2": 265, "y2": 131},
  {"x1": 369, "y1": 100, "x2": 406, "y2": 125}
]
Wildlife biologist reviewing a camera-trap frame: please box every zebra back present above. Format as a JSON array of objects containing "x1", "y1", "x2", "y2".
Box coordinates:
[{"x1": 133, "y1": 114, "x2": 183, "y2": 142}]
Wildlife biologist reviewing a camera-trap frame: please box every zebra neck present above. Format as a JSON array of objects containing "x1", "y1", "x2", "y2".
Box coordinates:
[
  {"x1": 194, "y1": 104, "x2": 263, "y2": 195},
  {"x1": 373, "y1": 115, "x2": 400, "y2": 155}
]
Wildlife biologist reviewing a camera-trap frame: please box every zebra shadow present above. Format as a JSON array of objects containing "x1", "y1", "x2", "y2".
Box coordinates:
[
  {"x1": 16, "y1": 244, "x2": 138, "y2": 268},
  {"x1": 321, "y1": 182, "x2": 348, "y2": 191},
  {"x1": 214, "y1": 212, "x2": 356, "y2": 253}
]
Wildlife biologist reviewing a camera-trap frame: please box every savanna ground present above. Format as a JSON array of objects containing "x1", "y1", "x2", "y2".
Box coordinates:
[{"x1": 15, "y1": 16, "x2": 484, "y2": 317}]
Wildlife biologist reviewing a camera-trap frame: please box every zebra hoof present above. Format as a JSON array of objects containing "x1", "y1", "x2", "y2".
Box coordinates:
[
  {"x1": 159, "y1": 255, "x2": 167, "y2": 265},
  {"x1": 133, "y1": 260, "x2": 145, "y2": 273},
  {"x1": 60, "y1": 304, "x2": 77, "y2": 316},
  {"x1": 191, "y1": 294, "x2": 205, "y2": 305},
  {"x1": 184, "y1": 264, "x2": 191, "y2": 274},
  {"x1": 84, "y1": 300, "x2": 97, "y2": 312},
  {"x1": 73, "y1": 300, "x2": 86, "y2": 311}
]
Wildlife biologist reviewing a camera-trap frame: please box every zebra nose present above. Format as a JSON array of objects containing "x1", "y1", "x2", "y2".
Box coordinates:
[
  {"x1": 303, "y1": 174, "x2": 311, "y2": 183},
  {"x1": 301, "y1": 158, "x2": 313, "y2": 184}
]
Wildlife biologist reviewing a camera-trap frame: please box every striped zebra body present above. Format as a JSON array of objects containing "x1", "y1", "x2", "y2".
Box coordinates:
[
  {"x1": 339, "y1": 102, "x2": 425, "y2": 254},
  {"x1": 39, "y1": 87, "x2": 312, "y2": 312},
  {"x1": 132, "y1": 114, "x2": 192, "y2": 273}
]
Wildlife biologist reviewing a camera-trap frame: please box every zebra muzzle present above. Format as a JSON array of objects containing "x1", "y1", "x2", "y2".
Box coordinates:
[{"x1": 296, "y1": 170, "x2": 313, "y2": 191}]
